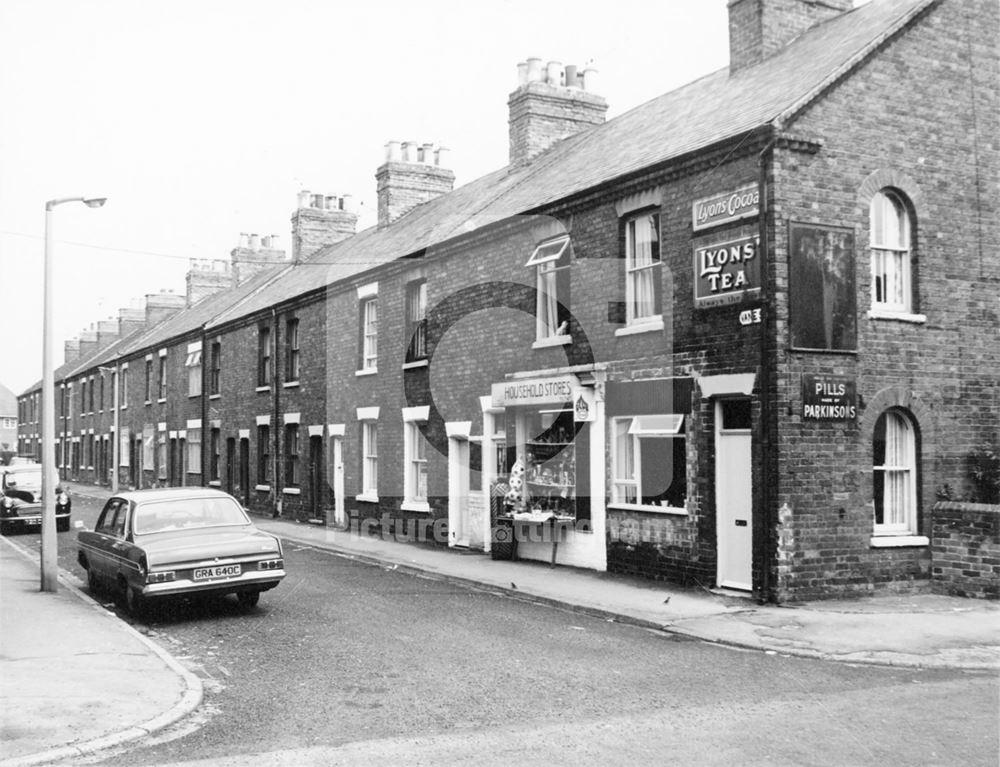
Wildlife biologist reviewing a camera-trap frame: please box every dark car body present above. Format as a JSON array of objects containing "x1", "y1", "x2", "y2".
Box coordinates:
[
  {"x1": 77, "y1": 487, "x2": 285, "y2": 614},
  {"x1": 0, "y1": 464, "x2": 72, "y2": 534}
]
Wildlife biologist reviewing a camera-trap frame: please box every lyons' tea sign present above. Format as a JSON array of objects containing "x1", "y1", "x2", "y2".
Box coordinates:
[
  {"x1": 692, "y1": 184, "x2": 759, "y2": 231},
  {"x1": 693, "y1": 235, "x2": 761, "y2": 308}
]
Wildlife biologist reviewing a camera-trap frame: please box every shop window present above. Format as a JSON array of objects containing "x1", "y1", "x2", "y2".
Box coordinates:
[
  {"x1": 526, "y1": 235, "x2": 571, "y2": 342},
  {"x1": 285, "y1": 318, "x2": 300, "y2": 382},
  {"x1": 187, "y1": 429, "x2": 201, "y2": 474},
  {"x1": 257, "y1": 424, "x2": 271, "y2": 484},
  {"x1": 520, "y1": 409, "x2": 578, "y2": 518},
  {"x1": 360, "y1": 421, "x2": 378, "y2": 498},
  {"x1": 872, "y1": 409, "x2": 918, "y2": 536},
  {"x1": 360, "y1": 297, "x2": 378, "y2": 371},
  {"x1": 186, "y1": 344, "x2": 203, "y2": 397},
  {"x1": 284, "y1": 423, "x2": 300, "y2": 486},
  {"x1": 611, "y1": 414, "x2": 686, "y2": 511},
  {"x1": 405, "y1": 280, "x2": 427, "y2": 363},
  {"x1": 870, "y1": 189, "x2": 914, "y2": 314},
  {"x1": 624, "y1": 211, "x2": 662, "y2": 325},
  {"x1": 257, "y1": 325, "x2": 272, "y2": 388}
]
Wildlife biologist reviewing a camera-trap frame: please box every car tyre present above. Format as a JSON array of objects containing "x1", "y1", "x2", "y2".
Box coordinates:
[{"x1": 237, "y1": 591, "x2": 260, "y2": 609}]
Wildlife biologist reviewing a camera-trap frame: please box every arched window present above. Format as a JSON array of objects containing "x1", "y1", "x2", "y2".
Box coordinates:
[
  {"x1": 872, "y1": 409, "x2": 918, "y2": 535},
  {"x1": 869, "y1": 189, "x2": 913, "y2": 313}
]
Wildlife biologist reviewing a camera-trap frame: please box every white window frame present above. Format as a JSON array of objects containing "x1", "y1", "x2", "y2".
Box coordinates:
[
  {"x1": 609, "y1": 414, "x2": 687, "y2": 514},
  {"x1": 869, "y1": 190, "x2": 913, "y2": 314},
  {"x1": 872, "y1": 409, "x2": 919, "y2": 539},
  {"x1": 359, "y1": 420, "x2": 378, "y2": 501},
  {"x1": 624, "y1": 212, "x2": 662, "y2": 326},
  {"x1": 186, "y1": 428, "x2": 201, "y2": 474},
  {"x1": 405, "y1": 279, "x2": 428, "y2": 363},
  {"x1": 527, "y1": 235, "x2": 571, "y2": 343},
  {"x1": 361, "y1": 297, "x2": 378, "y2": 372},
  {"x1": 186, "y1": 342, "x2": 203, "y2": 397},
  {"x1": 402, "y1": 406, "x2": 430, "y2": 512}
]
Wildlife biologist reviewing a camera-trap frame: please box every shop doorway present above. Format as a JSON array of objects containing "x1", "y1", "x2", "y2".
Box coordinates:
[{"x1": 715, "y1": 398, "x2": 753, "y2": 590}]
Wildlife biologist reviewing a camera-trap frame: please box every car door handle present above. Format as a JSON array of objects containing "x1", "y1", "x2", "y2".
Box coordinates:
[{"x1": 735, "y1": 519, "x2": 748, "y2": 527}]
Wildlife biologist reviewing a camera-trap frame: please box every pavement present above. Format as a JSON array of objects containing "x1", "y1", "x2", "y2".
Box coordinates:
[{"x1": 1, "y1": 483, "x2": 997, "y2": 766}]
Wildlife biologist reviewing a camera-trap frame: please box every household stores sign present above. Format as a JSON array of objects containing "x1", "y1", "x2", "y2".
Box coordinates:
[
  {"x1": 801, "y1": 374, "x2": 857, "y2": 421},
  {"x1": 694, "y1": 235, "x2": 761, "y2": 308}
]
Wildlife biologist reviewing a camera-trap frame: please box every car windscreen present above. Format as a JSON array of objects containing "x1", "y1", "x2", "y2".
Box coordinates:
[{"x1": 133, "y1": 497, "x2": 250, "y2": 535}]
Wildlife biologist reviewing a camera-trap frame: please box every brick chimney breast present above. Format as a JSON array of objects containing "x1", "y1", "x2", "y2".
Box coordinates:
[
  {"x1": 231, "y1": 234, "x2": 288, "y2": 283},
  {"x1": 728, "y1": 0, "x2": 854, "y2": 74},
  {"x1": 508, "y1": 58, "x2": 608, "y2": 167},
  {"x1": 185, "y1": 258, "x2": 233, "y2": 306},
  {"x1": 376, "y1": 143, "x2": 455, "y2": 230}
]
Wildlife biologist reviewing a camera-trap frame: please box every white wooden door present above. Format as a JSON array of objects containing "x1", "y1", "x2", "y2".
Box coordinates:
[
  {"x1": 715, "y1": 399, "x2": 753, "y2": 590},
  {"x1": 332, "y1": 436, "x2": 345, "y2": 528}
]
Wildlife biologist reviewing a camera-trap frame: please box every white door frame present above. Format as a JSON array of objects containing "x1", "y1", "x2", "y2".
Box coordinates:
[
  {"x1": 328, "y1": 424, "x2": 346, "y2": 528},
  {"x1": 715, "y1": 398, "x2": 753, "y2": 590},
  {"x1": 446, "y1": 421, "x2": 472, "y2": 548}
]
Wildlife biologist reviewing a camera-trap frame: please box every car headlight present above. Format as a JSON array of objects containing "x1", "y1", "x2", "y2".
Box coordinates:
[{"x1": 1, "y1": 497, "x2": 12, "y2": 510}]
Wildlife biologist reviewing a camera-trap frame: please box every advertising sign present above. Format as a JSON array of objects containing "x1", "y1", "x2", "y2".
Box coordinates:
[
  {"x1": 491, "y1": 375, "x2": 578, "y2": 408},
  {"x1": 692, "y1": 184, "x2": 760, "y2": 231},
  {"x1": 789, "y1": 223, "x2": 857, "y2": 351},
  {"x1": 801, "y1": 373, "x2": 857, "y2": 420},
  {"x1": 694, "y1": 235, "x2": 761, "y2": 308}
]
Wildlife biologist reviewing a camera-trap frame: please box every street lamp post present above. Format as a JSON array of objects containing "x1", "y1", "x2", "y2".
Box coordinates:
[{"x1": 42, "y1": 196, "x2": 106, "y2": 593}]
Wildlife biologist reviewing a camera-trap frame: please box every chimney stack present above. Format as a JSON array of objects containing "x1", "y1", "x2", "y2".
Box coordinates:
[
  {"x1": 290, "y1": 192, "x2": 359, "y2": 261},
  {"x1": 231, "y1": 233, "x2": 287, "y2": 283},
  {"x1": 508, "y1": 57, "x2": 607, "y2": 167},
  {"x1": 118, "y1": 305, "x2": 146, "y2": 339},
  {"x1": 77, "y1": 326, "x2": 99, "y2": 360},
  {"x1": 96, "y1": 319, "x2": 120, "y2": 350},
  {"x1": 728, "y1": 0, "x2": 853, "y2": 74},
  {"x1": 64, "y1": 339, "x2": 81, "y2": 365},
  {"x1": 186, "y1": 258, "x2": 233, "y2": 306},
  {"x1": 144, "y1": 290, "x2": 186, "y2": 327},
  {"x1": 376, "y1": 142, "x2": 455, "y2": 229}
]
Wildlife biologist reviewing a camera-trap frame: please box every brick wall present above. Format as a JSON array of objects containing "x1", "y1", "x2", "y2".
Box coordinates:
[{"x1": 931, "y1": 502, "x2": 1000, "y2": 599}]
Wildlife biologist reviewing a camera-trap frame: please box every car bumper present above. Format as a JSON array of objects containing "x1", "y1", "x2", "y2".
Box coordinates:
[
  {"x1": 139, "y1": 568, "x2": 286, "y2": 598},
  {"x1": 1, "y1": 510, "x2": 71, "y2": 527}
]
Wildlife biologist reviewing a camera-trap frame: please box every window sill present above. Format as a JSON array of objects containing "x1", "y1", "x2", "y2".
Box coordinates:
[
  {"x1": 283, "y1": 381, "x2": 300, "y2": 389},
  {"x1": 255, "y1": 484, "x2": 271, "y2": 492},
  {"x1": 401, "y1": 500, "x2": 431, "y2": 513},
  {"x1": 256, "y1": 386, "x2": 271, "y2": 393},
  {"x1": 355, "y1": 368, "x2": 377, "y2": 377},
  {"x1": 866, "y1": 309, "x2": 926, "y2": 324},
  {"x1": 615, "y1": 316, "x2": 664, "y2": 337},
  {"x1": 869, "y1": 535, "x2": 929, "y2": 548},
  {"x1": 189, "y1": 393, "x2": 202, "y2": 399},
  {"x1": 157, "y1": 399, "x2": 167, "y2": 404},
  {"x1": 208, "y1": 480, "x2": 221, "y2": 487},
  {"x1": 145, "y1": 401, "x2": 152, "y2": 406},
  {"x1": 282, "y1": 487, "x2": 301, "y2": 495},
  {"x1": 356, "y1": 493, "x2": 379, "y2": 503},
  {"x1": 209, "y1": 394, "x2": 221, "y2": 400},
  {"x1": 402, "y1": 359, "x2": 429, "y2": 370},
  {"x1": 608, "y1": 502, "x2": 687, "y2": 516},
  {"x1": 532, "y1": 335, "x2": 571, "y2": 350}
]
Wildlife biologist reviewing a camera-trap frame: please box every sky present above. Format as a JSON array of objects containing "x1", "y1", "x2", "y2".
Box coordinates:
[{"x1": 0, "y1": 0, "x2": 743, "y2": 395}]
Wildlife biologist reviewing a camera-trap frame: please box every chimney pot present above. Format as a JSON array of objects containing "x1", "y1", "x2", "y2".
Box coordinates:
[
  {"x1": 249, "y1": 233, "x2": 260, "y2": 250},
  {"x1": 386, "y1": 140, "x2": 402, "y2": 162},
  {"x1": 526, "y1": 57, "x2": 543, "y2": 82},
  {"x1": 238, "y1": 232, "x2": 249, "y2": 248},
  {"x1": 435, "y1": 147, "x2": 450, "y2": 167},
  {"x1": 402, "y1": 141, "x2": 416, "y2": 163},
  {"x1": 298, "y1": 190, "x2": 312, "y2": 208},
  {"x1": 517, "y1": 61, "x2": 528, "y2": 86},
  {"x1": 422, "y1": 143, "x2": 435, "y2": 164},
  {"x1": 546, "y1": 61, "x2": 564, "y2": 86},
  {"x1": 581, "y1": 65, "x2": 598, "y2": 92},
  {"x1": 565, "y1": 65, "x2": 579, "y2": 88}
]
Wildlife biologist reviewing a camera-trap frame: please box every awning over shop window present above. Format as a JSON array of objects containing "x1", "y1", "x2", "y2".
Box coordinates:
[{"x1": 627, "y1": 414, "x2": 684, "y2": 435}]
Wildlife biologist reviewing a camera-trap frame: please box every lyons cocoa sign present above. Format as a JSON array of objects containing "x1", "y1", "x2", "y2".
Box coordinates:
[{"x1": 692, "y1": 184, "x2": 760, "y2": 231}]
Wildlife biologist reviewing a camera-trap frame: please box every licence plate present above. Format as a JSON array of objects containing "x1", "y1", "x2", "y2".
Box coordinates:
[
  {"x1": 193, "y1": 564, "x2": 241, "y2": 581},
  {"x1": 24, "y1": 518, "x2": 41, "y2": 526}
]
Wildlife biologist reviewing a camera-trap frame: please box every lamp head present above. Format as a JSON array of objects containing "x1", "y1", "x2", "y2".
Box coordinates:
[{"x1": 84, "y1": 198, "x2": 107, "y2": 208}]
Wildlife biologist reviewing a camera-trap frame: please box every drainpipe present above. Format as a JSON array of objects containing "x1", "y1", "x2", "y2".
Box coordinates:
[
  {"x1": 757, "y1": 130, "x2": 777, "y2": 604},
  {"x1": 201, "y1": 331, "x2": 208, "y2": 488},
  {"x1": 271, "y1": 307, "x2": 281, "y2": 517}
]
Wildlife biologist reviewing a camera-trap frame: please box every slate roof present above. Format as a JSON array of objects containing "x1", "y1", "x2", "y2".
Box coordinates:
[{"x1": 210, "y1": 0, "x2": 935, "y2": 328}]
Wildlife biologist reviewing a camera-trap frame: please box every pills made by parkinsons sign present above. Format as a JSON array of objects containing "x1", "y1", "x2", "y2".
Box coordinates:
[
  {"x1": 801, "y1": 373, "x2": 858, "y2": 420},
  {"x1": 691, "y1": 184, "x2": 760, "y2": 232}
]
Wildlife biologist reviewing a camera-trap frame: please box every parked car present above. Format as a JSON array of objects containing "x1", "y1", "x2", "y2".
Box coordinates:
[
  {"x1": 77, "y1": 487, "x2": 285, "y2": 615},
  {"x1": 0, "y1": 464, "x2": 72, "y2": 534}
]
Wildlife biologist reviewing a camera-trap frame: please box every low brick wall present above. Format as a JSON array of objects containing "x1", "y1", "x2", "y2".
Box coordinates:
[{"x1": 931, "y1": 502, "x2": 1000, "y2": 599}]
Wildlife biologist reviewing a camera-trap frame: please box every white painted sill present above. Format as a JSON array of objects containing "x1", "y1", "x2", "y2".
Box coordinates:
[
  {"x1": 869, "y1": 535, "x2": 929, "y2": 548},
  {"x1": 355, "y1": 368, "x2": 378, "y2": 377},
  {"x1": 402, "y1": 360, "x2": 429, "y2": 370},
  {"x1": 614, "y1": 316, "x2": 664, "y2": 337},
  {"x1": 282, "y1": 487, "x2": 301, "y2": 495},
  {"x1": 208, "y1": 480, "x2": 221, "y2": 487},
  {"x1": 255, "y1": 484, "x2": 271, "y2": 492},
  {"x1": 356, "y1": 493, "x2": 379, "y2": 503},
  {"x1": 608, "y1": 502, "x2": 687, "y2": 516},
  {"x1": 209, "y1": 394, "x2": 221, "y2": 400},
  {"x1": 256, "y1": 386, "x2": 271, "y2": 393},
  {"x1": 866, "y1": 309, "x2": 927, "y2": 324},
  {"x1": 283, "y1": 381, "x2": 300, "y2": 389},
  {"x1": 532, "y1": 335, "x2": 572, "y2": 350},
  {"x1": 401, "y1": 500, "x2": 431, "y2": 513}
]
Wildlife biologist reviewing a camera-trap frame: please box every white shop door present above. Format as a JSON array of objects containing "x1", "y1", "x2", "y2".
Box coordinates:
[{"x1": 715, "y1": 398, "x2": 753, "y2": 590}]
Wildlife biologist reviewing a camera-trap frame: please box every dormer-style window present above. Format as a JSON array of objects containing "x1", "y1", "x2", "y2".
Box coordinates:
[{"x1": 526, "y1": 235, "x2": 571, "y2": 342}]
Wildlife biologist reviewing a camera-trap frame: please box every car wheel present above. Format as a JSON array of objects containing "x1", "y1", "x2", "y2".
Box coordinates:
[
  {"x1": 237, "y1": 591, "x2": 260, "y2": 609},
  {"x1": 125, "y1": 585, "x2": 147, "y2": 618},
  {"x1": 0, "y1": 521, "x2": 8, "y2": 536}
]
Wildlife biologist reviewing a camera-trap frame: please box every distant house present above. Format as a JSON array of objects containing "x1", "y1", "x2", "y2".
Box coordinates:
[{"x1": 0, "y1": 382, "x2": 17, "y2": 462}]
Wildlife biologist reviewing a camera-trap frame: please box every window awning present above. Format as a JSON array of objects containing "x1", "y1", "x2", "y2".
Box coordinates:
[
  {"x1": 525, "y1": 235, "x2": 570, "y2": 268},
  {"x1": 185, "y1": 350, "x2": 202, "y2": 367},
  {"x1": 628, "y1": 414, "x2": 684, "y2": 435}
]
